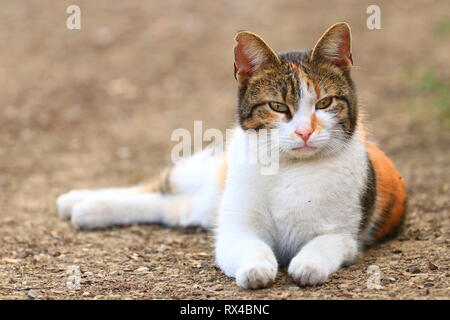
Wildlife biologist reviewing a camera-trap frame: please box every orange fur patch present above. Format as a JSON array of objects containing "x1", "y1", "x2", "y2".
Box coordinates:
[
  {"x1": 310, "y1": 113, "x2": 318, "y2": 132},
  {"x1": 140, "y1": 166, "x2": 173, "y2": 194},
  {"x1": 367, "y1": 142, "x2": 407, "y2": 240}
]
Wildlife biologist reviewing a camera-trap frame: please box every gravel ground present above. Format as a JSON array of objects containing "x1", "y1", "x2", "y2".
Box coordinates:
[{"x1": 0, "y1": 0, "x2": 449, "y2": 300}]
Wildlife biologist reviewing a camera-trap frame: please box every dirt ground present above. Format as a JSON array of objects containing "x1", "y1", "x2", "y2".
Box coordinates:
[{"x1": 0, "y1": 0, "x2": 449, "y2": 300}]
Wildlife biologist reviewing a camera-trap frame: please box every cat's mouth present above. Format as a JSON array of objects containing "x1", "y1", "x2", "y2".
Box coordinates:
[{"x1": 291, "y1": 145, "x2": 317, "y2": 151}]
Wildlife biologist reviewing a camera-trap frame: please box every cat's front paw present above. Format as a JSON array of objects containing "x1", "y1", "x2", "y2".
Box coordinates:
[
  {"x1": 288, "y1": 257, "x2": 330, "y2": 286},
  {"x1": 235, "y1": 261, "x2": 277, "y2": 289}
]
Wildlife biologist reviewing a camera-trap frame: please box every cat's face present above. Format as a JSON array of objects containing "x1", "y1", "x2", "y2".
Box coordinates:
[{"x1": 234, "y1": 23, "x2": 357, "y2": 160}]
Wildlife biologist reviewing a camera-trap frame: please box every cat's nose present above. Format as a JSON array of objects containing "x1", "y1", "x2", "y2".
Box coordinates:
[{"x1": 295, "y1": 128, "x2": 313, "y2": 142}]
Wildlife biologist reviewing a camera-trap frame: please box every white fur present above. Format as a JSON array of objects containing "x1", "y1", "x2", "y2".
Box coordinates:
[
  {"x1": 57, "y1": 150, "x2": 221, "y2": 230},
  {"x1": 57, "y1": 80, "x2": 367, "y2": 289},
  {"x1": 215, "y1": 127, "x2": 366, "y2": 288}
]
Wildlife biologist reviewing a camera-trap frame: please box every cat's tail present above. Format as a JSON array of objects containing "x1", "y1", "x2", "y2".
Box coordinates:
[{"x1": 57, "y1": 148, "x2": 224, "y2": 230}]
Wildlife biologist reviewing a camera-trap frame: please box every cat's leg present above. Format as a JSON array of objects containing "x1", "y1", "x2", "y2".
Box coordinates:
[
  {"x1": 69, "y1": 186, "x2": 219, "y2": 229},
  {"x1": 57, "y1": 187, "x2": 140, "y2": 219},
  {"x1": 288, "y1": 233, "x2": 358, "y2": 286},
  {"x1": 215, "y1": 227, "x2": 278, "y2": 289},
  {"x1": 72, "y1": 193, "x2": 184, "y2": 229},
  {"x1": 57, "y1": 148, "x2": 222, "y2": 229}
]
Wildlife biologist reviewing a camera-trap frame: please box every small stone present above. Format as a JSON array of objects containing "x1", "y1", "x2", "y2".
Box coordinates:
[
  {"x1": 1, "y1": 258, "x2": 20, "y2": 264},
  {"x1": 406, "y1": 266, "x2": 421, "y2": 274},
  {"x1": 135, "y1": 266, "x2": 149, "y2": 273},
  {"x1": 33, "y1": 254, "x2": 50, "y2": 262},
  {"x1": 27, "y1": 289, "x2": 39, "y2": 299},
  {"x1": 424, "y1": 282, "x2": 434, "y2": 288},
  {"x1": 428, "y1": 261, "x2": 438, "y2": 271},
  {"x1": 196, "y1": 252, "x2": 208, "y2": 257},
  {"x1": 278, "y1": 292, "x2": 291, "y2": 299},
  {"x1": 129, "y1": 253, "x2": 140, "y2": 261},
  {"x1": 110, "y1": 270, "x2": 124, "y2": 276},
  {"x1": 342, "y1": 292, "x2": 354, "y2": 298},
  {"x1": 208, "y1": 285, "x2": 223, "y2": 292}
]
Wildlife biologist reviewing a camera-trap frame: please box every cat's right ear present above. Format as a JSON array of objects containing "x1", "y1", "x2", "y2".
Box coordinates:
[
  {"x1": 234, "y1": 31, "x2": 280, "y2": 82},
  {"x1": 311, "y1": 22, "x2": 353, "y2": 69}
]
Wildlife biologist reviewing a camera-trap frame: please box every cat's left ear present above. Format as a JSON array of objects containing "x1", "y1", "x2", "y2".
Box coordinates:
[
  {"x1": 311, "y1": 22, "x2": 353, "y2": 68},
  {"x1": 234, "y1": 31, "x2": 280, "y2": 82}
]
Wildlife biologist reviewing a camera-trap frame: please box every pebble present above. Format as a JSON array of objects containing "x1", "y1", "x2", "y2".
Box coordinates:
[
  {"x1": 428, "y1": 261, "x2": 438, "y2": 271},
  {"x1": 27, "y1": 289, "x2": 39, "y2": 299},
  {"x1": 406, "y1": 266, "x2": 421, "y2": 274},
  {"x1": 208, "y1": 285, "x2": 223, "y2": 292},
  {"x1": 110, "y1": 270, "x2": 124, "y2": 276},
  {"x1": 135, "y1": 266, "x2": 149, "y2": 273},
  {"x1": 129, "y1": 253, "x2": 140, "y2": 261},
  {"x1": 1, "y1": 258, "x2": 20, "y2": 264}
]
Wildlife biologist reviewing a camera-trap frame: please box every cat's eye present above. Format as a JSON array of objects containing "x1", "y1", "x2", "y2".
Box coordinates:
[
  {"x1": 315, "y1": 97, "x2": 333, "y2": 109},
  {"x1": 269, "y1": 102, "x2": 289, "y2": 113}
]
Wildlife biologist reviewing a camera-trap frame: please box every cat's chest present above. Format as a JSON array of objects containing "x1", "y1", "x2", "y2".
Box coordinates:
[
  {"x1": 266, "y1": 164, "x2": 340, "y2": 221},
  {"x1": 249, "y1": 159, "x2": 364, "y2": 235}
]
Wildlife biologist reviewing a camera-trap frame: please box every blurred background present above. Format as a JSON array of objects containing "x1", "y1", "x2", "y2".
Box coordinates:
[{"x1": 0, "y1": 0, "x2": 448, "y2": 299}]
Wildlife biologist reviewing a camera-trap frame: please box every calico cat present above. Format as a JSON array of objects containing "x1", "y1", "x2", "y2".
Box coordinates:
[{"x1": 57, "y1": 22, "x2": 407, "y2": 289}]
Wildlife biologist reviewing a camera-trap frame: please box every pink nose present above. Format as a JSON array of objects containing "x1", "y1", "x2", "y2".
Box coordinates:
[{"x1": 295, "y1": 128, "x2": 313, "y2": 142}]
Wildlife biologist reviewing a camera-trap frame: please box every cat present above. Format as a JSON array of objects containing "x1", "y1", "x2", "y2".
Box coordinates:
[{"x1": 57, "y1": 22, "x2": 407, "y2": 289}]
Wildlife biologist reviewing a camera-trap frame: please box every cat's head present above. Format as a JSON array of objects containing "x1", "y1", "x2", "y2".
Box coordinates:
[{"x1": 234, "y1": 22, "x2": 357, "y2": 160}]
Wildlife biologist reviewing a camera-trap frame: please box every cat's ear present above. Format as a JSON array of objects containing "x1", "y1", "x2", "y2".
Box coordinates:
[
  {"x1": 234, "y1": 31, "x2": 280, "y2": 82},
  {"x1": 311, "y1": 22, "x2": 353, "y2": 68}
]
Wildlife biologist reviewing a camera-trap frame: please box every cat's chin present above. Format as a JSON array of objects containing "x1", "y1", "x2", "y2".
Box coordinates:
[
  {"x1": 284, "y1": 146, "x2": 322, "y2": 160},
  {"x1": 292, "y1": 145, "x2": 317, "y2": 152}
]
